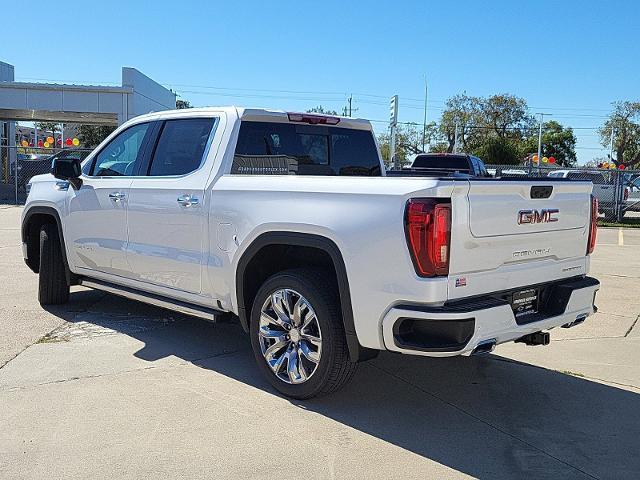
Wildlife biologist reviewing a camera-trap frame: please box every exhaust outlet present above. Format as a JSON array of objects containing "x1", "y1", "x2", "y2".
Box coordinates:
[
  {"x1": 562, "y1": 313, "x2": 588, "y2": 329},
  {"x1": 472, "y1": 339, "x2": 496, "y2": 356}
]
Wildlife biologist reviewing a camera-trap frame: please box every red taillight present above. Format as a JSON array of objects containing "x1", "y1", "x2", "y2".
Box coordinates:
[
  {"x1": 405, "y1": 199, "x2": 451, "y2": 277},
  {"x1": 587, "y1": 195, "x2": 598, "y2": 255},
  {"x1": 287, "y1": 112, "x2": 340, "y2": 125}
]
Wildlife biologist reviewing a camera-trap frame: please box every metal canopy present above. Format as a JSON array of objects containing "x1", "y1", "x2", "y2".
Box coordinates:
[{"x1": 0, "y1": 108, "x2": 118, "y2": 125}]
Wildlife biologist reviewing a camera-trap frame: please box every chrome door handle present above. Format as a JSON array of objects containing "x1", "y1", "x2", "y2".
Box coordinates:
[
  {"x1": 177, "y1": 194, "x2": 199, "y2": 207},
  {"x1": 109, "y1": 192, "x2": 126, "y2": 201}
]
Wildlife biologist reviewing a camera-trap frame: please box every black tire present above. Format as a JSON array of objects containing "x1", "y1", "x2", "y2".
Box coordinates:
[
  {"x1": 38, "y1": 223, "x2": 69, "y2": 305},
  {"x1": 249, "y1": 268, "x2": 357, "y2": 399}
]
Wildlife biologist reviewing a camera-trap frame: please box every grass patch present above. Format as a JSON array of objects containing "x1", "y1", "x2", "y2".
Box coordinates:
[
  {"x1": 36, "y1": 334, "x2": 66, "y2": 344},
  {"x1": 559, "y1": 370, "x2": 586, "y2": 378},
  {"x1": 597, "y1": 217, "x2": 640, "y2": 228}
]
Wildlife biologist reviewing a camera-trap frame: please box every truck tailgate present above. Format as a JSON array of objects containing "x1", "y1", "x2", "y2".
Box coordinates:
[{"x1": 447, "y1": 180, "x2": 593, "y2": 300}]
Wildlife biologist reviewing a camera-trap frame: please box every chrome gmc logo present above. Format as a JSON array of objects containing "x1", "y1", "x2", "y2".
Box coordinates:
[{"x1": 517, "y1": 209, "x2": 559, "y2": 224}]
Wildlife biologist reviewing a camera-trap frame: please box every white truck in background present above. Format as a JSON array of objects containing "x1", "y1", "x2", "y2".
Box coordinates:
[{"x1": 21, "y1": 107, "x2": 600, "y2": 398}]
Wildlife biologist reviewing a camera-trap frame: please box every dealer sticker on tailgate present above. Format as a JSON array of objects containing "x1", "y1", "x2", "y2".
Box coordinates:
[{"x1": 511, "y1": 288, "x2": 539, "y2": 318}]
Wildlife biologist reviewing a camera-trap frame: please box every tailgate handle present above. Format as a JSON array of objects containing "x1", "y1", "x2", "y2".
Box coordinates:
[{"x1": 531, "y1": 185, "x2": 553, "y2": 199}]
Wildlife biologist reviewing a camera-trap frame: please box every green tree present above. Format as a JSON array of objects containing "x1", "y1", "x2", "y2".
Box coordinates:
[
  {"x1": 520, "y1": 120, "x2": 577, "y2": 166},
  {"x1": 34, "y1": 122, "x2": 59, "y2": 144},
  {"x1": 599, "y1": 101, "x2": 640, "y2": 168},
  {"x1": 471, "y1": 137, "x2": 520, "y2": 165},
  {"x1": 77, "y1": 125, "x2": 117, "y2": 148},
  {"x1": 377, "y1": 122, "x2": 438, "y2": 166},
  {"x1": 438, "y1": 94, "x2": 481, "y2": 152},
  {"x1": 478, "y1": 94, "x2": 535, "y2": 140},
  {"x1": 306, "y1": 105, "x2": 338, "y2": 115},
  {"x1": 176, "y1": 99, "x2": 192, "y2": 109},
  {"x1": 438, "y1": 93, "x2": 535, "y2": 156}
]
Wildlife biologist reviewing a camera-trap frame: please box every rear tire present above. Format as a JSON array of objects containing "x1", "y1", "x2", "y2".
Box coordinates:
[
  {"x1": 38, "y1": 223, "x2": 69, "y2": 305},
  {"x1": 249, "y1": 268, "x2": 357, "y2": 399}
]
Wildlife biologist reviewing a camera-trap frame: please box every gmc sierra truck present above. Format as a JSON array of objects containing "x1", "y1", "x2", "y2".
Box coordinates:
[{"x1": 21, "y1": 107, "x2": 600, "y2": 399}]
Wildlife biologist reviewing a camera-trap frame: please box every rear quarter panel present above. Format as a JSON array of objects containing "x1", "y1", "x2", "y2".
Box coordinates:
[{"x1": 208, "y1": 175, "x2": 455, "y2": 349}]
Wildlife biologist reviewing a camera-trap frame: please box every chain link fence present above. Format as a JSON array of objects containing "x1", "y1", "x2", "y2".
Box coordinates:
[
  {"x1": 2, "y1": 145, "x2": 639, "y2": 221},
  {"x1": 487, "y1": 164, "x2": 640, "y2": 221},
  {"x1": 1, "y1": 146, "x2": 92, "y2": 204}
]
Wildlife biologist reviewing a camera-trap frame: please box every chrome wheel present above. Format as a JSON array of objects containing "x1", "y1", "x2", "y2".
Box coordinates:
[{"x1": 258, "y1": 288, "x2": 322, "y2": 384}]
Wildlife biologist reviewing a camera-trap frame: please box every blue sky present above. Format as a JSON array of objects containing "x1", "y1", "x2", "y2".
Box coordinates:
[{"x1": 3, "y1": 0, "x2": 639, "y2": 163}]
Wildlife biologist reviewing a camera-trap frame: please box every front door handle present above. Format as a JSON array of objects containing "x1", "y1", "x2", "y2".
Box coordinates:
[
  {"x1": 177, "y1": 194, "x2": 199, "y2": 207},
  {"x1": 109, "y1": 192, "x2": 126, "y2": 201}
]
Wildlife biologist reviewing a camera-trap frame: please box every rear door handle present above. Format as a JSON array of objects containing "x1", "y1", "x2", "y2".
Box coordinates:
[
  {"x1": 177, "y1": 194, "x2": 199, "y2": 207},
  {"x1": 109, "y1": 192, "x2": 126, "y2": 201}
]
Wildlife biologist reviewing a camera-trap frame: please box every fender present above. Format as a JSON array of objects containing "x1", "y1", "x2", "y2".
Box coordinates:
[
  {"x1": 236, "y1": 231, "x2": 377, "y2": 362},
  {"x1": 21, "y1": 206, "x2": 73, "y2": 284}
]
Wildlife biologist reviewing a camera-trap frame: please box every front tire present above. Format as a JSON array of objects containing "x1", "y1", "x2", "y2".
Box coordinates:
[
  {"x1": 249, "y1": 268, "x2": 357, "y2": 399},
  {"x1": 38, "y1": 223, "x2": 69, "y2": 305}
]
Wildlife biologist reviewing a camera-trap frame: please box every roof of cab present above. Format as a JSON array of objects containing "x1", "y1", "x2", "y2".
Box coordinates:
[{"x1": 128, "y1": 106, "x2": 373, "y2": 131}]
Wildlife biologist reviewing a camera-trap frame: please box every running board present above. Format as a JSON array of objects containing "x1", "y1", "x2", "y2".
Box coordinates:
[{"x1": 79, "y1": 278, "x2": 222, "y2": 322}]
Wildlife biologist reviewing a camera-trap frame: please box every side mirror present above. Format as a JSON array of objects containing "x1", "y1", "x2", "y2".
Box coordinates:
[{"x1": 52, "y1": 157, "x2": 82, "y2": 188}]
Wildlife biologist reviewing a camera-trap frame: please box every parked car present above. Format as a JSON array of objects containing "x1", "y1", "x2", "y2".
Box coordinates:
[
  {"x1": 547, "y1": 169, "x2": 621, "y2": 220},
  {"x1": 387, "y1": 153, "x2": 490, "y2": 177},
  {"x1": 16, "y1": 153, "x2": 51, "y2": 187},
  {"x1": 624, "y1": 175, "x2": 640, "y2": 213},
  {"x1": 21, "y1": 107, "x2": 599, "y2": 398},
  {"x1": 487, "y1": 167, "x2": 528, "y2": 177},
  {"x1": 17, "y1": 150, "x2": 90, "y2": 189}
]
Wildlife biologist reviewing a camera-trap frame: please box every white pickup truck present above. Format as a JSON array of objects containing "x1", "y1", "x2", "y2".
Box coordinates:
[{"x1": 21, "y1": 107, "x2": 600, "y2": 398}]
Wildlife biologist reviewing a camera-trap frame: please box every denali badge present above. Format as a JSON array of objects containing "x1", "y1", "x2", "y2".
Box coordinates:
[{"x1": 517, "y1": 208, "x2": 559, "y2": 224}]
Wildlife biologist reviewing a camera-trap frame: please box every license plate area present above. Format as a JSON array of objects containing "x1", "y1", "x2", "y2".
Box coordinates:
[{"x1": 511, "y1": 288, "x2": 540, "y2": 319}]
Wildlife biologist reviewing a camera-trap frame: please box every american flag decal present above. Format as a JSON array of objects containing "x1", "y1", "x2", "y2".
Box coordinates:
[{"x1": 455, "y1": 277, "x2": 467, "y2": 287}]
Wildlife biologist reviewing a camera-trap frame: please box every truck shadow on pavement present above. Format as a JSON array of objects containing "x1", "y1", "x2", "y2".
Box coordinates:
[{"x1": 46, "y1": 288, "x2": 640, "y2": 480}]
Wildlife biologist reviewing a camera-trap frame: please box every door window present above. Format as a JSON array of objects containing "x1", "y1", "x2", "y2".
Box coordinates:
[
  {"x1": 90, "y1": 123, "x2": 150, "y2": 177},
  {"x1": 147, "y1": 118, "x2": 216, "y2": 176}
]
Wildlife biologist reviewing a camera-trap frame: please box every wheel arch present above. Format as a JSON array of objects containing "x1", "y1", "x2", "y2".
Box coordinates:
[
  {"x1": 21, "y1": 206, "x2": 74, "y2": 284},
  {"x1": 236, "y1": 231, "x2": 376, "y2": 362}
]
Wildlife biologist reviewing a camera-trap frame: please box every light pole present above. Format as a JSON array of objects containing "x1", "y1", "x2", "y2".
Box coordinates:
[
  {"x1": 609, "y1": 128, "x2": 615, "y2": 162},
  {"x1": 422, "y1": 76, "x2": 428, "y2": 152},
  {"x1": 536, "y1": 113, "x2": 552, "y2": 172}
]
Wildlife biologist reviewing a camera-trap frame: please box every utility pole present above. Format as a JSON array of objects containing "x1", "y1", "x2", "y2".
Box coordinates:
[
  {"x1": 389, "y1": 95, "x2": 399, "y2": 169},
  {"x1": 422, "y1": 76, "x2": 428, "y2": 152},
  {"x1": 536, "y1": 113, "x2": 552, "y2": 172},
  {"x1": 453, "y1": 122, "x2": 459, "y2": 153},
  {"x1": 609, "y1": 128, "x2": 615, "y2": 162},
  {"x1": 348, "y1": 95, "x2": 352, "y2": 117}
]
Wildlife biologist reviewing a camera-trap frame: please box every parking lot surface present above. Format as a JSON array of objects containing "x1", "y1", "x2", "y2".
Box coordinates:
[{"x1": 1, "y1": 205, "x2": 638, "y2": 479}]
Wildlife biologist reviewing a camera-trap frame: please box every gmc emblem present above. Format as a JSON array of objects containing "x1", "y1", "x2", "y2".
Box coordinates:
[{"x1": 517, "y1": 209, "x2": 559, "y2": 224}]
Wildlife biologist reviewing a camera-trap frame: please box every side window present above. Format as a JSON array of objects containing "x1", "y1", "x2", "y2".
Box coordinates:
[
  {"x1": 474, "y1": 158, "x2": 489, "y2": 177},
  {"x1": 91, "y1": 123, "x2": 150, "y2": 177},
  {"x1": 148, "y1": 118, "x2": 216, "y2": 176}
]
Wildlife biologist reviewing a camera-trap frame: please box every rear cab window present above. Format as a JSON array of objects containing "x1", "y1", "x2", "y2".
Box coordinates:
[{"x1": 232, "y1": 121, "x2": 381, "y2": 176}]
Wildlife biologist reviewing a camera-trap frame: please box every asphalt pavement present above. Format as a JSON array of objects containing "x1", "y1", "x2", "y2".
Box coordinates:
[{"x1": 1, "y1": 205, "x2": 638, "y2": 479}]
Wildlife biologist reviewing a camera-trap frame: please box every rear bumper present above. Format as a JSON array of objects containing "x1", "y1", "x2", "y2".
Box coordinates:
[{"x1": 381, "y1": 276, "x2": 599, "y2": 357}]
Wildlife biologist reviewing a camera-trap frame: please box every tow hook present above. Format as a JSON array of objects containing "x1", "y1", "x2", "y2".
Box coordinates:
[{"x1": 515, "y1": 331, "x2": 550, "y2": 346}]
